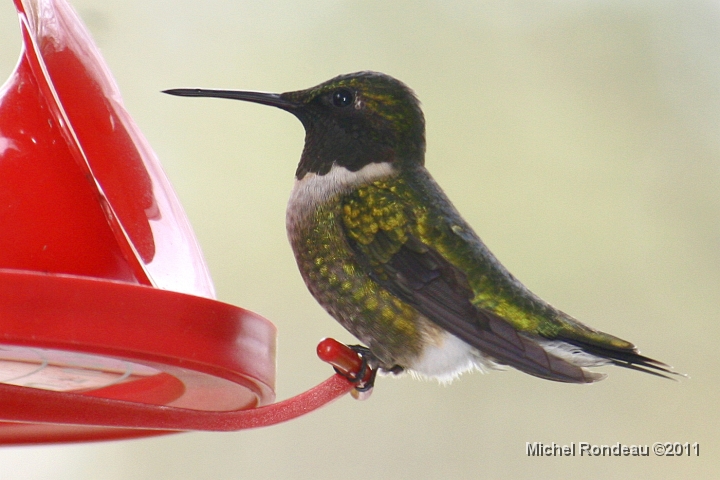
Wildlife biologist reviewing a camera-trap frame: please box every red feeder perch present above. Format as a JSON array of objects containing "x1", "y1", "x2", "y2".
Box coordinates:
[{"x1": 0, "y1": 0, "x2": 367, "y2": 445}]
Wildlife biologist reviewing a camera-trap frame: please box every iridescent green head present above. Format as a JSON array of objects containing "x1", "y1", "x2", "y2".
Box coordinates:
[{"x1": 164, "y1": 71, "x2": 426, "y2": 179}]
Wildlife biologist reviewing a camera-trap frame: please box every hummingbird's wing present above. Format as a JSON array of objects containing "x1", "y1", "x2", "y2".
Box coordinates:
[
  {"x1": 348, "y1": 229, "x2": 601, "y2": 382},
  {"x1": 342, "y1": 187, "x2": 598, "y2": 382},
  {"x1": 341, "y1": 171, "x2": 674, "y2": 382}
]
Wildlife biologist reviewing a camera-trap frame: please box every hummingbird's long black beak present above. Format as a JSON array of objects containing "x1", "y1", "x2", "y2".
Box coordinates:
[{"x1": 162, "y1": 88, "x2": 298, "y2": 111}]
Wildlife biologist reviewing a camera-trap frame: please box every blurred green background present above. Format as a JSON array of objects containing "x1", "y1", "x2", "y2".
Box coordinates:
[{"x1": 0, "y1": 1, "x2": 718, "y2": 478}]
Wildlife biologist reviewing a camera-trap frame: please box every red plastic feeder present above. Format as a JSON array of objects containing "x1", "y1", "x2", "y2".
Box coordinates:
[{"x1": 0, "y1": 0, "x2": 364, "y2": 444}]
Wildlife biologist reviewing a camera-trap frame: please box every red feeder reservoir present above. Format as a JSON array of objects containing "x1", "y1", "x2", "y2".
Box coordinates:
[{"x1": 0, "y1": 0, "x2": 363, "y2": 445}]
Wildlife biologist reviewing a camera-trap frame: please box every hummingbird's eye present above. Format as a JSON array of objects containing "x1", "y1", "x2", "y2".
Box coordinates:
[{"x1": 331, "y1": 88, "x2": 354, "y2": 108}]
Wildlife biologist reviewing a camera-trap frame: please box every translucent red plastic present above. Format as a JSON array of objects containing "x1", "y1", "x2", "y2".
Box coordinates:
[
  {"x1": 0, "y1": 0, "x2": 359, "y2": 444},
  {"x1": 317, "y1": 338, "x2": 375, "y2": 386}
]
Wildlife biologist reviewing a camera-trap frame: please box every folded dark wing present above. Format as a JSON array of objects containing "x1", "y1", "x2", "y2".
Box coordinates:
[{"x1": 349, "y1": 230, "x2": 602, "y2": 383}]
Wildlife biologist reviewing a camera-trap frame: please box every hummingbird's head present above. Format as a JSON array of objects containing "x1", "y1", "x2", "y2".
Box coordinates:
[
  {"x1": 164, "y1": 72, "x2": 426, "y2": 179},
  {"x1": 280, "y1": 72, "x2": 426, "y2": 178}
]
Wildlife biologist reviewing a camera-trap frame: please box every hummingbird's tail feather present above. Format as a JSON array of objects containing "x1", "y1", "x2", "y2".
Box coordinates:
[
  {"x1": 470, "y1": 315, "x2": 606, "y2": 383},
  {"x1": 557, "y1": 339, "x2": 680, "y2": 380},
  {"x1": 463, "y1": 317, "x2": 681, "y2": 382}
]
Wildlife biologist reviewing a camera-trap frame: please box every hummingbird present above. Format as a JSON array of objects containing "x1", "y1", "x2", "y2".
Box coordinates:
[{"x1": 164, "y1": 71, "x2": 676, "y2": 386}]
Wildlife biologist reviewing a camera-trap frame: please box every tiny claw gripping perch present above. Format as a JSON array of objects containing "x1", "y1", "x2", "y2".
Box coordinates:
[{"x1": 316, "y1": 338, "x2": 377, "y2": 399}]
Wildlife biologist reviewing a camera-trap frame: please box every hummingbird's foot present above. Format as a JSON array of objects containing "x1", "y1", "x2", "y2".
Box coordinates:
[
  {"x1": 384, "y1": 365, "x2": 405, "y2": 375},
  {"x1": 334, "y1": 344, "x2": 378, "y2": 392}
]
